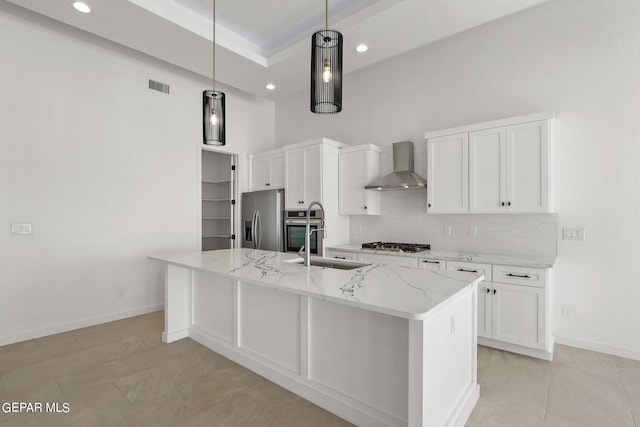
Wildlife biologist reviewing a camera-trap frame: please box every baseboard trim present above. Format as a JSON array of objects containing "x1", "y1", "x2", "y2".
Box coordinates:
[
  {"x1": 554, "y1": 335, "x2": 640, "y2": 361},
  {"x1": 478, "y1": 337, "x2": 554, "y2": 360},
  {"x1": 0, "y1": 304, "x2": 164, "y2": 346}
]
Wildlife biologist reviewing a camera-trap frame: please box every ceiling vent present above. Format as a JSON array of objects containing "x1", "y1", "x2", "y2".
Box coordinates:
[{"x1": 148, "y1": 79, "x2": 170, "y2": 94}]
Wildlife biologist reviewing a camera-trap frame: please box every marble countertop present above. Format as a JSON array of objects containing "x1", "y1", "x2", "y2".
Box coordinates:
[
  {"x1": 326, "y1": 245, "x2": 555, "y2": 268},
  {"x1": 150, "y1": 248, "x2": 483, "y2": 321}
]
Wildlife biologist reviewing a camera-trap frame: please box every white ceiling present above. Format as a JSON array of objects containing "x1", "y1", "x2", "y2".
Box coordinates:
[{"x1": 5, "y1": 0, "x2": 550, "y2": 100}]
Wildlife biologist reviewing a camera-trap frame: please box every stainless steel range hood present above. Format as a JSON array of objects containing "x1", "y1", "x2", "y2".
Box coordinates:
[{"x1": 365, "y1": 141, "x2": 427, "y2": 191}]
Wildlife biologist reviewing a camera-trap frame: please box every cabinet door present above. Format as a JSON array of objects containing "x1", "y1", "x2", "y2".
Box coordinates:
[
  {"x1": 339, "y1": 150, "x2": 367, "y2": 215},
  {"x1": 417, "y1": 258, "x2": 445, "y2": 271},
  {"x1": 491, "y1": 282, "x2": 545, "y2": 349},
  {"x1": 477, "y1": 283, "x2": 492, "y2": 339},
  {"x1": 303, "y1": 145, "x2": 321, "y2": 206},
  {"x1": 427, "y1": 133, "x2": 469, "y2": 213},
  {"x1": 358, "y1": 253, "x2": 418, "y2": 268},
  {"x1": 505, "y1": 120, "x2": 549, "y2": 213},
  {"x1": 285, "y1": 149, "x2": 304, "y2": 210},
  {"x1": 269, "y1": 154, "x2": 285, "y2": 189},
  {"x1": 251, "y1": 157, "x2": 270, "y2": 191},
  {"x1": 325, "y1": 249, "x2": 358, "y2": 261},
  {"x1": 469, "y1": 127, "x2": 506, "y2": 213}
]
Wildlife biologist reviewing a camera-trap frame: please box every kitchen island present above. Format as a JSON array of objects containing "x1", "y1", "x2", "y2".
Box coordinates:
[{"x1": 150, "y1": 248, "x2": 483, "y2": 427}]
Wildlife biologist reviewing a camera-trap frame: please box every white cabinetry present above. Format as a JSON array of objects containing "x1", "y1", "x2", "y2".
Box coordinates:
[
  {"x1": 250, "y1": 150, "x2": 284, "y2": 191},
  {"x1": 284, "y1": 143, "x2": 323, "y2": 210},
  {"x1": 358, "y1": 253, "x2": 418, "y2": 268},
  {"x1": 325, "y1": 249, "x2": 358, "y2": 261},
  {"x1": 461, "y1": 262, "x2": 552, "y2": 359},
  {"x1": 426, "y1": 113, "x2": 553, "y2": 214},
  {"x1": 469, "y1": 121, "x2": 550, "y2": 213},
  {"x1": 417, "y1": 258, "x2": 446, "y2": 271},
  {"x1": 338, "y1": 144, "x2": 381, "y2": 215},
  {"x1": 426, "y1": 133, "x2": 468, "y2": 213}
]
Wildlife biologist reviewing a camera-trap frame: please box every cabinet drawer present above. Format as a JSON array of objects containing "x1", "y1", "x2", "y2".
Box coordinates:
[
  {"x1": 446, "y1": 261, "x2": 492, "y2": 282},
  {"x1": 493, "y1": 265, "x2": 547, "y2": 288},
  {"x1": 358, "y1": 253, "x2": 418, "y2": 268},
  {"x1": 325, "y1": 250, "x2": 358, "y2": 261},
  {"x1": 418, "y1": 258, "x2": 446, "y2": 271}
]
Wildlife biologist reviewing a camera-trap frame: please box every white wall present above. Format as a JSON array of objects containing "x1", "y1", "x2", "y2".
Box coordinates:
[
  {"x1": 0, "y1": 3, "x2": 275, "y2": 345},
  {"x1": 275, "y1": 0, "x2": 640, "y2": 358}
]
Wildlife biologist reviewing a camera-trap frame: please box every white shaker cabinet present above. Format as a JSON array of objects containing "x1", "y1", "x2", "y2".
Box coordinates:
[
  {"x1": 505, "y1": 120, "x2": 550, "y2": 213},
  {"x1": 426, "y1": 133, "x2": 469, "y2": 213},
  {"x1": 283, "y1": 138, "x2": 346, "y2": 213},
  {"x1": 284, "y1": 144, "x2": 321, "y2": 209},
  {"x1": 469, "y1": 120, "x2": 550, "y2": 213},
  {"x1": 358, "y1": 253, "x2": 418, "y2": 268},
  {"x1": 250, "y1": 150, "x2": 284, "y2": 191},
  {"x1": 426, "y1": 113, "x2": 553, "y2": 214},
  {"x1": 338, "y1": 144, "x2": 381, "y2": 215}
]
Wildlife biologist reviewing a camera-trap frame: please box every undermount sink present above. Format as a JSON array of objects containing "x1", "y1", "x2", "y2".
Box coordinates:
[{"x1": 285, "y1": 256, "x2": 371, "y2": 270}]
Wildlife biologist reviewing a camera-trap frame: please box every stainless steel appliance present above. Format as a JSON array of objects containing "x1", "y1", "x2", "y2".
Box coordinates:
[
  {"x1": 364, "y1": 141, "x2": 427, "y2": 191},
  {"x1": 284, "y1": 210, "x2": 324, "y2": 255},
  {"x1": 361, "y1": 242, "x2": 431, "y2": 252},
  {"x1": 241, "y1": 189, "x2": 284, "y2": 251}
]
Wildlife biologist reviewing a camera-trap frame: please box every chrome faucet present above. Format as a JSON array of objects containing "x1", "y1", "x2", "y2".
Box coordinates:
[{"x1": 298, "y1": 201, "x2": 326, "y2": 267}]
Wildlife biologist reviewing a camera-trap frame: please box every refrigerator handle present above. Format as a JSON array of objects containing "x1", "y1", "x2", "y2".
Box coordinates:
[
  {"x1": 255, "y1": 210, "x2": 261, "y2": 249},
  {"x1": 251, "y1": 210, "x2": 257, "y2": 249}
]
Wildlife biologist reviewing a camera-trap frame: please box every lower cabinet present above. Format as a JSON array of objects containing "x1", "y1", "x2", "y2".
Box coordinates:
[
  {"x1": 325, "y1": 248, "x2": 553, "y2": 359},
  {"x1": 325, "y1": 249, "x2": 358, "y2": 261},
  {"x1": 357, "y1": 252, "x2": 419, "y2": 268},
  {"x1": 474, "y1": 265, "x2": 551, "y2": 359}
]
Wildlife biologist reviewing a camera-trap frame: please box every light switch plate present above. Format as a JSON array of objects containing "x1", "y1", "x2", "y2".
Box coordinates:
[
  {"x1": 563, "y1": 227, "x2": 585, "y2": 241},
  {"x1": 11, "y1": 223, "x2": 32, "y2": 235}
]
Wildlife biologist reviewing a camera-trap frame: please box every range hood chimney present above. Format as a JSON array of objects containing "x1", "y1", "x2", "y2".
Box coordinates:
[{"x1": 365, "y1": 141, "x2": 427, "y2": 191}]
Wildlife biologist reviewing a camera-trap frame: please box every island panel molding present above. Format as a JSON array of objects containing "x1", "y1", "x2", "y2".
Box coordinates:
[{"x1": 151, "y1": 248, "x2": 482, "y2": 426}]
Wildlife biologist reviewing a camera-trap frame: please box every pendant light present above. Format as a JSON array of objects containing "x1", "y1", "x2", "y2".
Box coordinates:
[
  {"x1": 310, "y1": 0, "x2": 343, "y2": 114},
  {"x1": 203, "y1": 0, "x2": 225, "y2": 145}
]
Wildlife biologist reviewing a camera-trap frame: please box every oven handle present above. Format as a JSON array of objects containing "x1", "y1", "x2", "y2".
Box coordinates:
[{"x1": 285, "y1": 220, "x2": 322, "y2": 225}]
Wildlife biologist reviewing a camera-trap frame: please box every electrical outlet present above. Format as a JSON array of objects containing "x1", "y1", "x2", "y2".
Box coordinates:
[
  {"x1": 562, "y1": 305, "x2": 573, "y2": 318},
  {"x1": 117, "y1": 288, "x2": 125, "y2": 298},
  {"x1": 11, "y1": 223, "x2": 32, "y2": 235},
  {"x1": 563, "y1": 227, "x2": 585, "y2": 240},
  {"x1": 469, "y1": 225, "x2": 478, "y2": 237},
  {"x1": 444, "y1": 225, "x2": 452, "y2": 237}
]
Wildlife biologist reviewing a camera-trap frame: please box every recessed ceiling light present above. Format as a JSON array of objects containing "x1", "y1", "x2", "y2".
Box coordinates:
[
  {"x1": 265, "y1": 83, "x2": 276, "y2": 90},
  {"x1": 73, "y1": 2, "x2": 91, "y2": 13},
  {"x1": 355, "y1": 44, "x2": 369, "y2": 53}
]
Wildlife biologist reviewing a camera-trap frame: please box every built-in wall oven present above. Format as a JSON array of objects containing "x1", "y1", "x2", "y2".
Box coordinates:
[{"x1": 284, "y1": 210, "x2": 323, "y2": 255}]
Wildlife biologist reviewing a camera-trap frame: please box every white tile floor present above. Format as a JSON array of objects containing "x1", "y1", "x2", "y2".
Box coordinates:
[{"x1": 0, "y1": 311, "x2": 638, "y2": 426}]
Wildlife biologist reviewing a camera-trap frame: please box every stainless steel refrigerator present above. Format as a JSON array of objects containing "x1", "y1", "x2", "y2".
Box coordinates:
[{"x1": 241, "y1": 189, "x2": 284, "y2": 251}]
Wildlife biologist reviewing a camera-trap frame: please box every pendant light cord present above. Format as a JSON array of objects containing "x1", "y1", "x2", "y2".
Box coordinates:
[
  {"x1": 325, "y1": 0, "x2": 328, "y2": 31},
  {"x1": 212, "y1": 0, "x2": 216, "y2": 91}
]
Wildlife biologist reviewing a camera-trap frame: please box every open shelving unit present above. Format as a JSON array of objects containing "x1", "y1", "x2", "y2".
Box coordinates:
[{"x1": 201, "y1": 150, "x2": 236, "y2": 251}]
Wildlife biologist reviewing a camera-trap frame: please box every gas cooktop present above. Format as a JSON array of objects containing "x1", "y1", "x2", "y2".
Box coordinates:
[{"x1": 361, "y1": 242, "x2": 431, "y2": 253}]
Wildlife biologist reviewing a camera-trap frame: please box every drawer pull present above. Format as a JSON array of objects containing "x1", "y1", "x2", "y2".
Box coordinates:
[
  {"x1": 506, "y1": 273, "x2": 531, "y2": 279},
  {"x1": 486, "y1": 288, "x2": 490, "y2": 294},
  {"x1": 333, "y1": 256, "x2": 346, "y2": 260},
  {"x1": 493, "y1": 289, "x2": 497, "y2": 294},
  {"x1": 457, "y1": 268, "x2": 478, "y2": 273},
  {"x1": 422, "y1": 260, "x2": 440, "y2": 264}
]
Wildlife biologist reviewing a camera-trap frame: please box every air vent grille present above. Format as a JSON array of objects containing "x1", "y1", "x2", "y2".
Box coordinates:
[{"x1": 148, "y1": 79, "x2": 170, "y2": 94}]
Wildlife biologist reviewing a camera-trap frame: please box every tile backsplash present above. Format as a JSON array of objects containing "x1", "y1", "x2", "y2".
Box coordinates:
[{"x1": 349, "y1": 190, "x2": 557, "y2": 258}]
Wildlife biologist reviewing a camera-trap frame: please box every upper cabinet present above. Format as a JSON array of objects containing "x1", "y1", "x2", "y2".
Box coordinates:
[
  {"x1": 425, "y1": 113, "x2": 553, "y2": 214},
  {"x1": 338, "y1": 144, "x2": 381, "y2": 215},
  {"x1": 283, "y1": 138, "x2": 345, "y2": 211},
  {"x1": 426, "y1": 133, "x2": 469, "y2": 213},
  {"x1": 250, "y1": 149, "x2": 284, "y2": 191}
]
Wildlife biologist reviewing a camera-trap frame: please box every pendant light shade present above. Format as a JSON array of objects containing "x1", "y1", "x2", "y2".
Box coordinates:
[
  {"x1": 310, "y1": 1, "x2": 343, "y2": 114},
  {"x1": 203, "y1": 90, "x2": 225, "y2": 145},
  {"x1": 203, "y1": 0, "x2": 225, "y2": 145}
]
